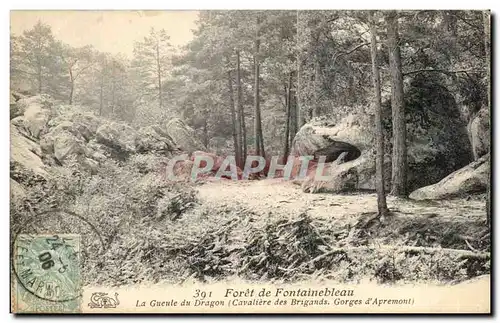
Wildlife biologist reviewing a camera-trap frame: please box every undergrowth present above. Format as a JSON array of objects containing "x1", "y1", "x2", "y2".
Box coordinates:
[{"x1": 10, "y1": 156, "x2": 490, "y2": 287}]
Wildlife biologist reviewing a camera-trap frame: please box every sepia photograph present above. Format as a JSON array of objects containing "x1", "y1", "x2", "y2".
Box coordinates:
[{"x1": 9, "y1": 9, "x2": 491, "y2": 314}]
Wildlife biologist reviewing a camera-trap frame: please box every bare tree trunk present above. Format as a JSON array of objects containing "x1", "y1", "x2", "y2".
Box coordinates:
[
  {"x1": 483, "y1": 10, "x2": 491, "y2": 226},
  {"x1": 236, "y1": 51, "x2": 246, "y2": 166},
  {"x1": 369, "y1": 12, "x2": 390, "y2": 219},
  {"x1": 296, "y1": 10, "x2": 303, "y2": 129},
  {"x1": 287, "y1": 72, "x2": 296, "y2": 153},
  {"x1": 312, "y1": 58, "x2": 321, "y2": 118},
  {"x1": 37, "y1": 63, "x2": 42, "y2": 94},
  {"x1": 67, "y1": 65, "x2": 75, "y2": 105},
  {"x1": 156, "y1": 41, "x2": 163, "y2": 110},
  {"x1": 203, "y1": 117, "x2": 209, "y2": 148},
  {"x1": 227, "y1": 67, "x2": 241, "y2": 168},
  {"x1": 254, "y1": 15, "x2": 264, "y2": 157},
  {"x1": 111, "y1": 75, "x2": 116, "y2": 116},
  {"x1": 296, "y1": 57, "x2": 303, "y2": 128},
  {"x1": 484, "y1": 11, "x2": 491, "y2": 109},
  {"x1": 283, "y1": 84, "x2": 291, "y2": 160},
  {"x1": 387, "y1": 11, "x2": 408, "y2": 197},
  {"x1": 99, "y1": 69, "x2": 104, "y2": 116},
  {"x1": 69, "y1": 82, "x2": 74, "y2": 105}
]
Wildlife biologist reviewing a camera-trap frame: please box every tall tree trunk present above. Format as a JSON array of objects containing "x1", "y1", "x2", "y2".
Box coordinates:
[
  {"x1": 369, "y1": 12, "x2": 390, "y2": 219},
  {"x1": 287, "y1": 72, "x2": 296, "y2": 152},
  {"x1": 111, "y1": 77, "x2": 116, "y2": 115},
  {"x1": 296, "y1": 10, "x2": 303, "y2": 128},
  {"x1": 236, "y1": 51, "x2": 246, "y2": 166},
  {"x1": 254, "y1": 15, "x2": 264, "y2": 157},
  {"x1": 483, "y1": 11, "x2": 491, "y2": 109},
  {"x1": 69, "y1": 82, "x2": 74, "y2": 105},
  {"x1": 312, "y1": 58, "x2": 321, "y2": 118},
  {"x1": 483, "y1": 10, "x2": 491, "y2": 226},
  {"x1": 283, "y1": 84, "x2": 291, "y2": 160},
  {"x1": 99, "y1": 69, "x2": 104, "y2": 116},
  {"x1": 203, "y1": 117, "x2": 209, "y2": 148},
  {"x1": 296, "y1": 48, "x2": 303, "y2": 128},
  {"x1": 156, "y1": 41, "x2": 163, "y2": 110},
  {"x1": 386, "y1": 11, "x2": 408, "y2": 197},
  {"x1": 227, "y1": 67, "x2": 241, "y2": 168},
  {"x1": 37, "y1": 63, "x2": 42, "y2": 94},
  {"x1": 68, "y1": 67, "x2": 74, "y2": 105}
]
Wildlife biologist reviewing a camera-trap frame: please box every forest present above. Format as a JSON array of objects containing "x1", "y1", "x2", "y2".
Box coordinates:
[{"x1": 10, "y1": 10, "x2": 490, "y2": 287}]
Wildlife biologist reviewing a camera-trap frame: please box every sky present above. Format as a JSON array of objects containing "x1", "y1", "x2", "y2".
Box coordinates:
[{"x1": 10, "y1": 11, "x2": 200, "y2": 57}]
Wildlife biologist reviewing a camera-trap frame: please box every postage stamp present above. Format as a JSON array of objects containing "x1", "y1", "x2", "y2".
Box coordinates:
[
  {"x1": 9, "y1": 9, "x2": 491, "y2": 314},
  {"x1": 13, "y1": 234, "x2": 81, "y2": 313}
]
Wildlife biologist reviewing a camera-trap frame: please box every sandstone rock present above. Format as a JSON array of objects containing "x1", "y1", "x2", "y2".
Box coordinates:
[
  {"x1": 291, "y1": 115, "x2": 388, "y2": 192},
  {"x1": 292, "y1": 84, "x2": 472, "y2": 192},
  {"x1": 53, "y1": 131, "x2": 85, "y2": 162},
  {"x1": 136, "y1": 126, "x2": 178, "y2": 154},
  {"x1": 409, "y1": 153, "x2": 489, "y2": 200},
  {"x1": 165, "y1": 118, "x2": 205, "y2": 153},
  {"x1": 10, "y1": 178, "x2": 26, "y2": 201},
  {"x1": 90, "y1": 150, "x2": 107, "y2": 162},
  {"x1": 96, "y1": 122, "x2": 137, "y2": 154},
  {"x1": 80, "y1": 157, "x2": 99, "y2": 175},
  {"x1": 10, "y1": 125, "x2": 47, "y2": 178},
  {"x1": 10, "y1": 92, "x2": 27, "y2": 119},
  {"x1": 21, "y1": 96, "x2": 52, "y2": 138},
  {"x1": 47, "y1": 108, "x2": 101, "y2": 142},
  {"x1": 11, "y1": 102, "x2": 22, "y2": 120},
  {"x1": 468, "y1": 107, "x2": 490, "y2": 160},
  {"x1": 291, "y1": 114, "x2": 372, "y2": 157},
  {"x1": 11, "y1": 116, "x2": 29, "y2": 136}
]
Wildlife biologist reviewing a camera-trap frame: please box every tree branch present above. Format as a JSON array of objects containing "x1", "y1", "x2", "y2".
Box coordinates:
[{"x1": 333, "y1": 42, "x2": 369, "y2": 66}]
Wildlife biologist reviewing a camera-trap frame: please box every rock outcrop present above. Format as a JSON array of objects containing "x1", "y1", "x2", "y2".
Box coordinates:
[
  {"x1": 136, "y1": 126, "x2": 179, "y2": 155},
  {"x1": 10, "y1": 125, "x2": 47, "y2": 200},
  {"x1": 291, "y1": 114, "x2": 370, "y2": 156},
  {"x1": 292, "y1": 82, "x2": 473, "y2": 193},
  {"x1": 10, "y1": 95, "x2": 209, "y2": 196},
  {"x1": 166, "y1": 118, "x2": 205, "y2": 153},
  {"x1": 292, "y1": 115, "x2": 389, "y2": 192},
  {"x1": 19, "y1": 95, "x2": 53, "y2": 138},
  {"x1": 409, "y1": 153, "x2": 489, "y2": 200},
  {"x1": 11, "y1": 126, "x2": 47, "y2": 178},
  {"x1": 468, "y1": 106, "x2": 490, "y2": 160},
  {"x1": 96, "y1": 122, "x2": 138, "y2": 154}
]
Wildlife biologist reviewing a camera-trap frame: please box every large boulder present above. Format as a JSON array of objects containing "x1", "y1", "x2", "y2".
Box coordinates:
[
  {"x1": 47, "y1": 106, "x2": 102, "y2": 142},
  {"x1": 96, "y1": 122, "x2": 137, "y2": 154},
  {"x1": 404, "y1": 77, "x2": 472, "y2": 190},
  {"x1": 53, "y1": 131, "x2": 85, "y2": 162},
  {"x1": 409, "y1": 153, "x2": 489, "y2": 200},
  {"x1": 291, "y1": 114, "x2": 369, "y2": 157},
  {"x1": 20, "y1": 95, "x2": 53, "y2": 138},
  {"x1": 10, "y1": 124, "x2": 47, "y2": 198},
  {"x1": 467, "y1": 106, "x2": 490, "y2": 160},
  {"x1": 300, "y1": 153, "x2": 363, "y2": 193},
  {"x1": 291, "y1": 115, "x2": 389, "y2": 192},
  {"x1": 165, "y1": 118, "x2": 205, "y2": 153},
  {"x1": 10, "y1": 125, "x2": 47, "y2": 178},
  {"x1": 293, "y1": 82, "x2": 473, "y2": 192},
  {"x1": 135, "y1": 126, "x2": 179, "y2": 154},
  {"x1": 11, "y1": 178, "x2": 26, "y2": 201}
]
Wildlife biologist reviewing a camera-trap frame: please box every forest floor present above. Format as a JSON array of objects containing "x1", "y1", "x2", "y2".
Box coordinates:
[
  {"x1": 197, "y1": 178, "x2": 486, "y2": 225},
  {"x1": 84, "y1": 177, "x2": 490, "y2": 287},
  {"x1": 188, "y1": 178, "x2": 490, "y2": 284}
]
